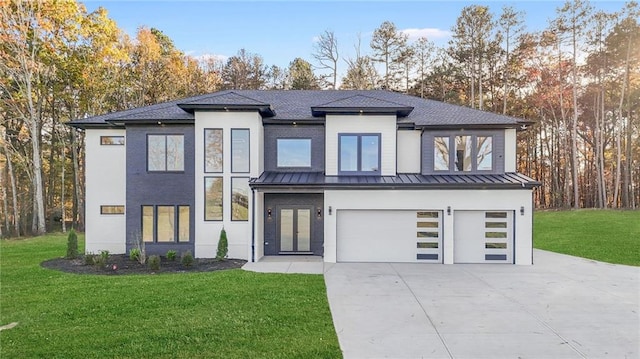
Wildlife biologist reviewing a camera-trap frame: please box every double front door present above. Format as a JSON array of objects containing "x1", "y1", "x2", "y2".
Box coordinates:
[{"x1": 278, "y1": 206, "x2": 312, "y2": 254}]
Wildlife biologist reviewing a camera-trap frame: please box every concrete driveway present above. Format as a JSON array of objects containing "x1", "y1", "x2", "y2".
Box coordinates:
[{"x1": 324, "y1": 249, "x2": 639, "y2": 359}]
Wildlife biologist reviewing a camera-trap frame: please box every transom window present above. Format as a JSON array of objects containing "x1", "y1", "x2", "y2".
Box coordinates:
[
  {"x1": 277, "y1": 139, "x2": 311, "y2": 167},
  {"x1": 100, "y1": 205, "x2": 124, "y2": 215},
  {"x1": 142, "y1": 205, "x2": 190, "y2": 243},
  {"x1": 148, "y1": 135, "x2": 184, "y2": 171},
  {"x1": 339, "y1": 134, "x2": 380, "y2": 174},
  {"x1": 100, "y1": 136, "x2": 124, "y2": 145},
  {"x1": 434, "y1": 135, "x2": 493, "y2": 172}
]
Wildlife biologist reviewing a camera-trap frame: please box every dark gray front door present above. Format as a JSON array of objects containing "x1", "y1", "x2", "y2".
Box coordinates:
[{"x1": 278, "y1": 206, "x2": 312, "y2": 254}]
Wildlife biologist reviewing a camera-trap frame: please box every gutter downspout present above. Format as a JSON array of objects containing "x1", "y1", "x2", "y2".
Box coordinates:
[{"x1": 251, "y1": 187, "x2": 256, "y2": 262}]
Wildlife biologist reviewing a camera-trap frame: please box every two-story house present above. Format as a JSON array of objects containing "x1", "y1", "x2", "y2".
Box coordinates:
[{"x1": 70, "y1": 90, "x2": 539, "y2": 265}]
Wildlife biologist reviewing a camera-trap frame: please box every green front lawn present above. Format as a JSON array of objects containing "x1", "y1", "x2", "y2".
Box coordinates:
[
  {"x1": 0, "y1": 235, "x2": 341, "y2": 358},
  {"x1": 534, "y1": 209, "x2": 640, "y2": 266}
]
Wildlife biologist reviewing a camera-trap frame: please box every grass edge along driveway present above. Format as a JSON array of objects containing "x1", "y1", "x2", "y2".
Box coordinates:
[
  {"x1": 0, "y1": 234, "x2": 341, "y2": 359},
  {"x1": 534, "y1": 209, "x2": 640, "y2": 266}
]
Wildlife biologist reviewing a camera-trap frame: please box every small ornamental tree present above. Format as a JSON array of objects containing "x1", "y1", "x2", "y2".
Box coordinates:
[
  {"x1": 66, "y1": 229, "x2": 78, "y2": 259},
  {"x1": 216, "y1": 228, "x2": 228, "y2": 261}
]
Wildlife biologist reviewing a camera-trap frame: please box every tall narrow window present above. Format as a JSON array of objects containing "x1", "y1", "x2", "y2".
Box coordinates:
[
  {"x1": 231, "y1": 129, "x2": 250, "y2": 173},
  {"x1": 339, "y1": 135, "x2": 358, "y2": 172},
  {"x1": 142, "y1": 206, "x2": 154, "y2": 242},
  {"x1": 205, "y1": 177, "x2": 223, "y2": 221},
  {"x1": 339, "y1": 134, "x2": 380, "y2": 174},
  {"x1": 148, "y1": 135, "x2": 184, "y2": 172},
  {"x1": 205, "y1": 129, "x2": 223, "y2": 172},
  {"x1": 455, "y1": 136, "x2": 472, "y2": 172},
  {"x1": 434, "y1": 136, "x2": 449, "y2": 171},
  {"x1": 361, "y1": 135, "x2": 380, "y2": 172},
  {"x1": 178, "y1": 206, "x2": 190, "y2": 242},
  {"x1": 476, "y1": 136, "x2": 493, "y2": 170},
  {"x1": 157, "y1": 206, "x2": 175, "y2": 242},
  {"x1": 231, "y1": 177, "x2": 249, "y2": 221}
]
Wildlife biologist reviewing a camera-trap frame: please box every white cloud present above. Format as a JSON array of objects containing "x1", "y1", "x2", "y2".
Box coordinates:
[
  {"x1": 192, "y1": 53, "x2": 229, "y2": 63},
  {"x1": 400, "y1": 28, "x2": 452, "y2": 41},
  {"x1": 311, "y1": 36, "x2": 320, "y2": 43}
]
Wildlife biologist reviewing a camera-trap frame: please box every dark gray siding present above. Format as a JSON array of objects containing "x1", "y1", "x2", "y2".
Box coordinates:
[
  {"x1": 126, "y1": 125, "x2": 195, "y2": 256},
  {"x1": 263, "y1": 194, "x2": 324, "y2": 256},
  {"x1": 264, "y1": 124, "x2": 325, "y2": 172},
  {"x1": 421, "y1": 130, "x2": 505, "y2": 174}
]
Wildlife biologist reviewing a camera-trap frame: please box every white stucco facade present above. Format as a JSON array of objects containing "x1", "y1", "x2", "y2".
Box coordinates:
[
  {"x1": 505, "y1": 128, "x2": 517, "y2": 172},
  {"x1": 325, "y1": 114, "x2": 397, "y2": 176},
  {"x1": 396, "y1": 130, "x2": 422, "y2": 173},
  {"x1": 84, "y1": 129, "x2": 126, "y2": 254},
  {"x1": 193, "y1": 111, "x2": 262, "y2": 259}
]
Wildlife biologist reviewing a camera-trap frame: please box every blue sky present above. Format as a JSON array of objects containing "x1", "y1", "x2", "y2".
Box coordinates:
[{"x1": 83, "y1": 0, "x2": 626, "y2": 77}]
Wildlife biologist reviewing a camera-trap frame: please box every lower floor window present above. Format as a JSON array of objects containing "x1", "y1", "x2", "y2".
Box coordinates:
[{"x1": 142, "y1": 205, "x2": 190, "y2": 243}]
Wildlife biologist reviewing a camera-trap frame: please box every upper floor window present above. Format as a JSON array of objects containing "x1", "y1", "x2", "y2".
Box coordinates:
[
  {"x1": 339, "y1": 134, "x2": 380, "y2": 174},
  {"x1": 231, "y1": 129, "x2": 250, "y2": 173},
  {"x1": 148, "y1": 135, "x2": 184, "y2": 172},
  {"x1": 277, "y1": 139, "x2": 311, "y2": 167},
  {"x1": 100, "y1": 136, "x2": 124, "y2": 145},
  {"x1": 434, "y1": 135, "x2": 492, "y2": 172},
  {"x1": 205, "y1": 129, "x2": 223, "y2": 173}
]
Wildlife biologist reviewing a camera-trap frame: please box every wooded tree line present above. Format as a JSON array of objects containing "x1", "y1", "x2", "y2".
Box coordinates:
[{"x1": 0, "y1": 0, "x2": 638, "y2": 237}]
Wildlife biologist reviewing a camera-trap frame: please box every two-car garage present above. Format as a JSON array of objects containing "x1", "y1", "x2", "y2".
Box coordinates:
[{"x1": 335, "y1": 209, "x2": 514, "y2": 264}]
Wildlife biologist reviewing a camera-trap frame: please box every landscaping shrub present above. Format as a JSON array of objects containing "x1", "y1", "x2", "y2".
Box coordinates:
[
  {"x1": 100, "y1": 250, "x2": 109, "y2": 262},
  {"x1": 216, "y1": 228, "x2": 228, "y2": 261},
  {"x1": 93, "y1": 254, "x2": 107, "y2": 269},
  {"x1": 83, "y1": 253, "x2": 95, "y2": 265},
  {"x1": 181, "y1": 251, "x2": 194, "y2": 267},
  {"x1": 127, "y1": 231, "x2": 146, "y2": 264},
  {"x1": 66, "y1": 230, "x2": 78, "y2": 259},
  {"x1": 166, "y1": 250, "x2": 177, "y2": 261},
  {"x1": 148, "y1": 255, "x2": 161, "y2": 271},
  {"x1": 129, "y1": 248, "x2": 141, "y2": 262}
]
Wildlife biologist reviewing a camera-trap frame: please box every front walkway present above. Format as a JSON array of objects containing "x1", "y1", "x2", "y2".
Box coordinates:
[{"x1": 242, "y1": 255, "x2": 324, "y2": 274}]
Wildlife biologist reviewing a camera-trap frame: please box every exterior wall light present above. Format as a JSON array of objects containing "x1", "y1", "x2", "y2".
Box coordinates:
[
  {"x1": 520, "y1": 206, "x2": 525, "y2": 216},
  {"x1": 317, "y1": 208, "x2": 322, "y2": 218},
  {"x1": 328, "y1": 206, "x2": 332, "y2": 215},
  {"x1": 447, "y1": 206, "x2": 451, "y2": 215},
  {"x1": 267, "y1": 208, "x2": 272, "y2": 218}
]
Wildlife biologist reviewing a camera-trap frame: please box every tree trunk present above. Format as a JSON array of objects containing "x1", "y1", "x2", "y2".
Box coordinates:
[
  {"x1": 71, "y1": 129, "x2": 85, "y2": 231},
  {"x1": 570, "y1": 23, "x2": 580, "y2": 209},
  {"x1": 613, "y1": 32, "x2": 631, "y2": 208},
  {"x1": 2, "y1": 134, "x2": 20, "y2": 237}
]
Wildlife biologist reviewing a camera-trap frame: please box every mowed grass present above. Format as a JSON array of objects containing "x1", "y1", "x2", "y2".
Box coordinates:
[
  {"x1": 0, "y1": 234, "x2": 341, "y2": 359},
  {"x1": 534, "y1": 209, "x2": 640, "y2": 266}
]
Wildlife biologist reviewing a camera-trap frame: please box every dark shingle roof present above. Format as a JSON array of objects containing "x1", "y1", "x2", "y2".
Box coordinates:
[
  {"x1": 69, "y1": 90, "x2": 528, "y2": 128},
  {"x1": 250, "y1": 172, "x2": 540, "y2": 189}
]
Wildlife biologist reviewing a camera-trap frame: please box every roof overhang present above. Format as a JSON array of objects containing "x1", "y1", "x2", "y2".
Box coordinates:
[
  {"x1": 177, "y1": 103, "x2": 275, "y2": 117},
  {"x1": 250, "y1": 172, "x2": 541, "y2": 191},
  {"x1": 310, "y1": 106, "x2": 414, "y2": 117}
]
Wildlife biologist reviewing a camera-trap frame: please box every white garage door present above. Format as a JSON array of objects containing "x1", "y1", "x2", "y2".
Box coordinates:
[
  {"x1": 454, "y1": 211, "x2": 513, "y2": 263},
  {"x1": 337, "y1": 210, "x2": 442, "y2": 263}
]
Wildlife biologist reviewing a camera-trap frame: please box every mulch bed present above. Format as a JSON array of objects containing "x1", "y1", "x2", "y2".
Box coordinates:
[{"x1": 41, "y1": 254, "x2": 246, "y2": 275}]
